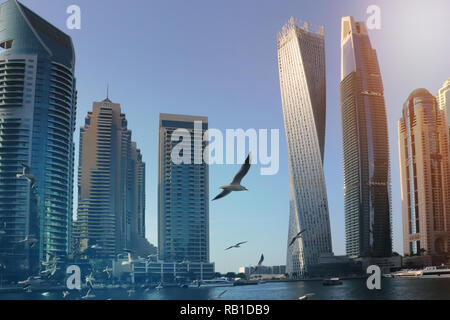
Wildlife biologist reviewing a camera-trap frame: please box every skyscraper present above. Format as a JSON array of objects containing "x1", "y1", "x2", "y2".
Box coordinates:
[
  {"x1": 399, "y1": 88, "x2": 450, "y2": 257},
  {"x1": 74, "y1": 97, "x2": 147, "y2": 258},
  {"x1": 340, "y1": 16, "x2": 392, "y2": 258},
  {"x1": 277, "y1": 17, "x2": 332, "y2": 277},
  {"x1": 0, "y1": 0, "x2": 76, "y2": 275},
  {"x1": 158, "y1": 113, "x2": 209, "y2": 263},
  {"x1": 438, "y1": 78, "x2": 450, "y2": 137}
]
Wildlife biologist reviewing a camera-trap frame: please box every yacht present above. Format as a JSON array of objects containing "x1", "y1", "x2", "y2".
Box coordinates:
[
  {"x1": 188, "y1": 278, "x2": 234, "y2": 288},
  {"x1": 391, "y1": 269, "x2": 422, "y2": 278},
  {"x1": 420, "y1": 266, "x2": 450, "y2": 278},
  {"x1": 323, "y1": 278, "x2": 342, "y2": 286}
]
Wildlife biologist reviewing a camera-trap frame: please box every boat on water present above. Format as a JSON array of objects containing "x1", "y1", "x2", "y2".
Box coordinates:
[
  {"x1": 233, "y1": 279, "x2": 259, "y2": 286},
  {"x1": 391, "y1": 269, "x2": 422, "y2": 278},
  {"x1": 188, "y1": 278, "x2": 234, "y2": 288},
  {"x1": 420, "y1": 266, "x2": 450, "y2": 278},
  {"x1": 323, "y1": 278, "x2": 342, "y2": 286}
]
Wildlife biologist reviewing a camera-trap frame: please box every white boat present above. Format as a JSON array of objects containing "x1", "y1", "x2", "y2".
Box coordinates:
[
  {"x1": 188, "y1": 278, "x2": 234, "y2": 288},
  {"x1": 391, "y1": 269, "x2": 422, "y2": 278},
  {"x1": 323, "y1": 278, "x2": 342, "y2": 286},
  {"x1": 420, "y1": 266, "x2": 450, "y2": 278}
]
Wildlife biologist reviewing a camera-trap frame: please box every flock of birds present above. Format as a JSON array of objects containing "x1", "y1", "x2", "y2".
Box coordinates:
[
  {"x1": 2, "y1": 155, "x2": 314, "y2": 300},
  {"x1": 212, "y1": 153, "x2": 311, "y2": 300}
]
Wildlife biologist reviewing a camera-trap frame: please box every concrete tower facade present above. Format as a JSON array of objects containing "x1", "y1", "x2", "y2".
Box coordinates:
[
  {"x1": 399, "y1": 88, "x2": 450, "y2": 257},
  {"x1": 74, "y1": 98, "x2": 146, "y2": 258}
]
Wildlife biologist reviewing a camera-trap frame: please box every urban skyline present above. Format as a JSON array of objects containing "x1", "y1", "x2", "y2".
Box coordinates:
[{"x1": 0, "y1": 0, "x2": 448, "y2": 276}]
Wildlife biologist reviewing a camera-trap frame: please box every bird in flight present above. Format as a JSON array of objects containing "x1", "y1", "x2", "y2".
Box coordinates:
[
  {"x1": 103, "y1": 266, "x2": 112, "y2": 279},
  {"x1": 215, "y1": 290, "x2": 228, "y2": 299},
  {"x1": 18, "y1": 235, "x2": 38, "y2": 248},
  {"x1": 299, "y1": 293, "x2": 315, "y2": 300},
  {"x1": 16, "y1": 164, "x2": 35, "y2": 188},
  {"x1": 250, "y1": 254, "x2": 264, "y2": 274},
  {"x1": 288, "y1": 229, "x2": 307, "y2": 247},
  {"x1": 81, "y1": 288, "x2": 95, "y2": 299},
  {"x1": 225, "y1": 241, "x2": 248, "y2": 250},
  {"x1": 85, "y1": 272, "x2": 95, "y2": 289},
  {"x1": 213, "y1": 153, "x2": 251, "y2": 201}
]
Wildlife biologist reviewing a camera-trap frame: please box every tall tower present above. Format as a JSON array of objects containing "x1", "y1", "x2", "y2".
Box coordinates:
[
  {"x1": 399, "y1": 89, "x2": 450, "y2": 257},
  {"x1": 277, "y1": 17, "x2": 332, "y2": 277},
  {"x1": 340, "y1": 16, "x2": 392, "y2": 258},
  {"x1": 158, "y1": 113, "x2": 209, "y2": 263},
  {"x1": 74, "y1": 98, "x2": 146, "y2": 258},
  {"x1": 0, "y1": 0, "x2": 76, "y2": 276},
  {"x1": 438, "y1": 78, "x2": 450, "y2": 138}
]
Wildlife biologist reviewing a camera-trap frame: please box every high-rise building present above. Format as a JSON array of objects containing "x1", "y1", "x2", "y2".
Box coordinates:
[
  {"x1": 340, "y1": 16, "x2": 392, "y2": 258},
  {"x1": 399, "y1": 88, "x2": 450, "y2": 257},
  {"x1": 74, "y1": 97, "x2": 146, "y2": 258},
  {"x1": 277, "y1": 17, "x2": 332, "y2": 277},
  {"x1": 438, "y1": 78, "x2": 450, "y2": 136},
  {"x1": 158, "y1": 113, "x2": 209, "y2": 263},
  {"x1": 0, "y1": 0, "x2": 76, "y2": 275}
]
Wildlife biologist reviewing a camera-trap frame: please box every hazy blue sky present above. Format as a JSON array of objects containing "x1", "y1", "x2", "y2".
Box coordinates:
[{"x1": 20, "y1": 0, "x2": 450, "y2": 272}]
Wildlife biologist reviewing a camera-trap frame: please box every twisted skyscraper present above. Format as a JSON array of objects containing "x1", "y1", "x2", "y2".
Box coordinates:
[
  {"x1": 340, "y1": 16, "x2": 392, "y2": 258},
  {"x1": 278, "y1": 17, "x2": 332, "y2": 277}
]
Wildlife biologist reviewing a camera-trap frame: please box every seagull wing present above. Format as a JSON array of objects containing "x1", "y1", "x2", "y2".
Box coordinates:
[
  {"x1": 225, "y1": 246, "x2": 234, "y2": 250},
  {"x1": 288, "y1": 237, "x2": 296, "y2": 247},
  {"x1": 257, "y1": 254, "x2": 264, "y2": 266},
  {"x1": 212, "y1": 189, "x2": 231, "y2": 201},
  {"x1": 236, "y1": 241, "x2": 247, "y2": 246},
  {"x1": 21, "y1": 163, "x2": 30, "y2": 175},
  {"x1": 230, "y1": 153, "x2": 251, "y2": 185},
  {"x1": 217, "y1": 290, "x2": 227, "y2": 297}
]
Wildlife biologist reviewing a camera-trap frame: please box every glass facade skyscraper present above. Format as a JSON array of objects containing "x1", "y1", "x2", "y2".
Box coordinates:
[
  {"x1": 399, "y1": 89, "x2": 450, "y2": 256},
  {"x1": 158, "y1": 113, "x2": 209, "y2": 263},
  {"x1": 340, "y1": 16, "x2": 392, "y2": 258},
  {"x1": 277, "y1": 17, "x2": 332, "y2": 277},
  {"x1": 0, "y1": 0, "x2": 76, "y2": 275}
]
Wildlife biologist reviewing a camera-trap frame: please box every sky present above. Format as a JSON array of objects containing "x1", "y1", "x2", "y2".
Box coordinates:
[{"x1": 19, "y1": 0, "x2": 450, "y2": 273}]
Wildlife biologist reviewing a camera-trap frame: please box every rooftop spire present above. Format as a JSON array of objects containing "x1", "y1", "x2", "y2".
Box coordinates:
[{"x1": 103, "y1": 84, "x2": 111, "y2": 103}]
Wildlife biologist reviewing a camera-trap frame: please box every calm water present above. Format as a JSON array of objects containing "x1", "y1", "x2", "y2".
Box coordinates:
[{"x1": 1, "y1": 278, "x2": 450, "y2": 300}]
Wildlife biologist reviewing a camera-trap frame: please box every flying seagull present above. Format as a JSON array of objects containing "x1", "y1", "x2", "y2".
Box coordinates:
[
  {"x1": 288, "y1": 229, "x2": 307, "y2": 247},
  {"x1": 250, "y1": 254, "x2": 264, "y2": 274},
  {"x1": 18, "y1": 235, "x2": 38, "y2": 248},
  {"x1": 16, "y1": 164, "x2": 35, "y2": 188},
  {"x1": 299, "y1": 293, "x2": 315, "y2": 300},
  {"x1": 213, "y1": 153, "x2": 251, "y2": 201},
  {"x1": 215, "y1": 290, "x2": 228, "y2": 299},
  {"x1": 225, "y1": 241, "x2": 248, "y2": 250},
  {"x1": 103, "y1": 266, "x2": 112, "y2": 279},
  {"x1": 85, "y1": 272, "x2": 95, "y2": 289},
  {"x1": 81, "y1": 288, "x2": 95, "y2": 299}
]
